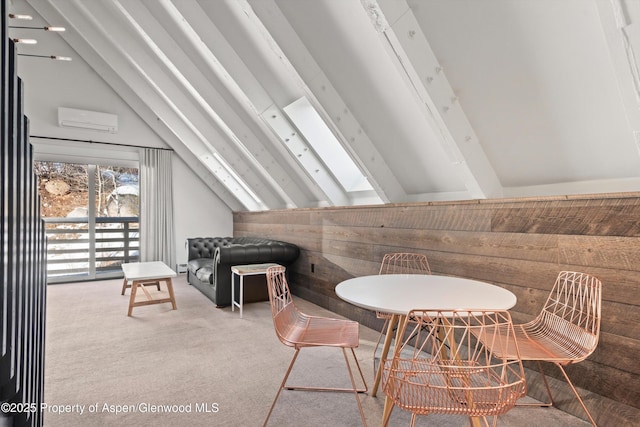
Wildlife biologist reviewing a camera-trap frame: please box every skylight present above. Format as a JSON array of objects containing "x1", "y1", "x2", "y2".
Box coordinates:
[{"x1": 283, "y1": 96, "x2": 373, "y2": 193}]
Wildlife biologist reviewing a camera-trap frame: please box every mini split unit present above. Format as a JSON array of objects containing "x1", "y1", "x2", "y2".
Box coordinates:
[{"x1": 58, "y1": 107, "x2": 118, "y2": 133}]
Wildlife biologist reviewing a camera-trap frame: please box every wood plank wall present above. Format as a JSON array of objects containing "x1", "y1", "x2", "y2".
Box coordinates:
[{"x1": 234, "y1": 193, "x2": 640, "y2": 426}]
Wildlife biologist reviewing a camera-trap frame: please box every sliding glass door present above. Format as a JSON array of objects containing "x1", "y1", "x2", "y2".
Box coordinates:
[{"x1": 35, "y1": 161, "x2": 139, "y2": 283}]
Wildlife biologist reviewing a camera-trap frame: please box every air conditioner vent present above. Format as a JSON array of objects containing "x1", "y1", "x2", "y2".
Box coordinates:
[{"x1": 58, "y1": 107, "x2": 118, "y2": 133}]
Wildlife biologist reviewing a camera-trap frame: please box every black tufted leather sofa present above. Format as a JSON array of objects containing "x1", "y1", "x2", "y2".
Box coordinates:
[{"x1": 186, "y1": 237, "x2": 300, "y2": 307}]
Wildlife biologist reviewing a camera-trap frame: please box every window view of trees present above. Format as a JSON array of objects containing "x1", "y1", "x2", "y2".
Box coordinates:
[
  {"x1": 34, "y1": 162, "x2": 139, "y2": 219},
  {"x1": 34, "y1": 161, "x2": 140, "y2": 282}
]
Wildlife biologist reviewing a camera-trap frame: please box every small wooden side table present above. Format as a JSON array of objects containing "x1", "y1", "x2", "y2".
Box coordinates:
[
  {"x1": 121, "y1": 261, "x2": 177, "y2": 316},
  {"x1": 230, "y1": 263, "x2": 281, "y2": 318}
]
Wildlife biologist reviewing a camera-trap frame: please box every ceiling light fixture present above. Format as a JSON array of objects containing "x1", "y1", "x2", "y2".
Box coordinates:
[
  {"x1": 9, "y1": 25, "x2": 65, "y2": 32},
  {"x1": 18, "y1": 54, "x2": 72, "y2": 61},
  {"x1": 12, "y1": 38, "x2": 37, "y2": 44},
  {"x1": 8, "y1": 13, "x2": 33, "y2": 20}
]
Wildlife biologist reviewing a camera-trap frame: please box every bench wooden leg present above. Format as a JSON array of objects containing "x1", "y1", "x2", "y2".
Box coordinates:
[
  {"x1": 166, "y1": 278, "x2": 177, "y2": 310},
  {"x1": 127, "y1": 280, "x2": 139, "y2": 316}
]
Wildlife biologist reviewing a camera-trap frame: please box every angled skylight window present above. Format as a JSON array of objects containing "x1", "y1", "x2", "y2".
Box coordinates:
[
  {"x1": 283, "y1": 96, "x2": 373, "y2": 193},
  {"x1": 199, "y1": 152, "x2": 265, "y2": 211}
]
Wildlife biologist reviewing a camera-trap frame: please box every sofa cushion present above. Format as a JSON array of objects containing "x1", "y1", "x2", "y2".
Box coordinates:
[
  {"x1": 188, "y1": 258, "x2": 211, "y2": 271},
  {"x1": 195, "y1": 266, "x2": 214, "y2": 284},
  {"x1": 188, "y1": 259, "x2": 214, "y2": 284}
]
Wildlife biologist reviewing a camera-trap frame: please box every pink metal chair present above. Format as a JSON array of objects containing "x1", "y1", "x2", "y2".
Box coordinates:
[
  {"x1": 382, "y1": 309, "x2": 527, "y2": 426},
  {"x1": 482, "y1": 271, "x2": 602, "y2": 426},
  {"x1": 375, "y1": 253, "x2": 431, "y2": 372},
  {"x1": 263, "y1": 265, "x2": 368, "y2": 426}
]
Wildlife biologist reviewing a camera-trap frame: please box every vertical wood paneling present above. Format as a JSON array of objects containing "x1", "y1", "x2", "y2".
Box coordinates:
[
  {"x1": 234, "y1": 193, "x2": 640, "y2": 425},
  {"x1": 0, "y1": 6, "x2": 47, "y2": 426}
]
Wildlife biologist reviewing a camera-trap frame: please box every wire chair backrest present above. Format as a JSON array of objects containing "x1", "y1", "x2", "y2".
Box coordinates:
[
  {"x1": 266, "y1": 265, "x2": 292, "y2": 315},
  {"x1": 379, "y1": 252, "x2": 431, "y2": 275},
  {"x1": 265, "y1": 265, "x2": 304, "y2": 348},
  {"x1": 383, "y1": 309, "x2": 526, "y2": 418},
  {"x1": 534, "y1": 271, "x2": 602, "y2": 360}
]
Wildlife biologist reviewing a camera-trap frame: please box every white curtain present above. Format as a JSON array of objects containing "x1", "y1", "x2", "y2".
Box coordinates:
[{"x1": 140, "y1": 148, "x2": 175, "y2": 269}]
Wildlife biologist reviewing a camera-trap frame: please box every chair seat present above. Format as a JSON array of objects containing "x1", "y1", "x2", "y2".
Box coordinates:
[
  {"x1": 513, "y1": 324, "x2": 596, "y2": 363},
  {"x1": 279, "y1": 312, "x2": 360, "y2": 349},
  {"x1": 482, "y1": 322, "x2": 597, "y2": 364}
]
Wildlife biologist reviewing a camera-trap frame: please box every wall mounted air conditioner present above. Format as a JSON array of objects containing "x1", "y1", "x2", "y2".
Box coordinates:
[{"x1": 58, "y1": 107, "x2": 118, "y2": 133}]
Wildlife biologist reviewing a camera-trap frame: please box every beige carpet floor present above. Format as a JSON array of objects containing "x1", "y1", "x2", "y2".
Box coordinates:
[{"x1": 43, "y1": 275, "x2": 591, "y2": 426}]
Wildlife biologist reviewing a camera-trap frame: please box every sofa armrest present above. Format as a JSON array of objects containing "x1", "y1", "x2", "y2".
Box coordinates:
[{"x1": 187, "y1": 238, "x2": 215, "y2": 260}]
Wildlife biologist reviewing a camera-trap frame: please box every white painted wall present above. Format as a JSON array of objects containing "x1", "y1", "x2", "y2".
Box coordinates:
[
  {"x1": 16, "y1": 29, "x2": 162, "y2": 147},
  {"x1": 172, "y1": 155, "x2": 233, "y2": 266}
]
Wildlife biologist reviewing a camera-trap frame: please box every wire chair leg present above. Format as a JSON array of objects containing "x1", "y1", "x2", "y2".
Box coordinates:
[
  {"x1": 263, "y1": 349, "x2": 301, "y2": 427},
  {"x1": 556, "y1": 364, "x2": 597, "y2": 427},
  {"x1": 284, "y1": 349, "x2": 367, "y2": 393},
  {"x1": 264, "y1": 348, "x2": 368, "y2": 427},
  {"x1": 517, "y1": 361, "x2": 554, "y2": 407},
  {"x1": 349, "y1": 348, "x2": 369, "y2": 394},
  {"x1": 516, "y1": 361, "x2": 596, "y2": 425},
  {"x1": 342, "y1": 348, "x2": 367, "y2": 426},
  {"x1": 537, "y1": 361, "x2": 555, "y2": 406}
]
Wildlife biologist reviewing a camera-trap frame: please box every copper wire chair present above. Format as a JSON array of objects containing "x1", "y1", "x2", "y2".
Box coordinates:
[
  {"x1": 482, "y1": 271, "x2": 602, "y2": 426},
  {"x1": 375, "y1": 253, "x2": 431, "y2": 371},
  {"x1": 382, "y1": 309, "x2": 526, "y2": 427},
  {"x1": 263, "y1": 265, "x2": 368, "y2": 426}
]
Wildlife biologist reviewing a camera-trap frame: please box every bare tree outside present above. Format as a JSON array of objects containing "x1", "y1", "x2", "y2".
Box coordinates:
[
  {"x1": 34, "y1": 161, "x2": 139, "y2": 218},
  {"x1": 34, "y1": 161, "x2": 140, "y2": 281}
]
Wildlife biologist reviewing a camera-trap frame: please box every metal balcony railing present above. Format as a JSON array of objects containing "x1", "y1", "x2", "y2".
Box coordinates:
[{"x1": 44, "y1": 216, "x2": 139, "y2": 283}]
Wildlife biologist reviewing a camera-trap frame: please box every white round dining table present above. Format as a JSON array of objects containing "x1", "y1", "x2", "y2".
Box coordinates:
[{"x1": 335, "y1": 273, "x2": 517, "y2": 315}]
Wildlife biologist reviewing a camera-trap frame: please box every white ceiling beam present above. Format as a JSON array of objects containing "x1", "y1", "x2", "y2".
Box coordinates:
[
  {"x1": 105, "y1": 0, "x2": 289, "y2": 210},
  {"x1": 27, "y1": 0, "x2": 244, "y2": 210},
  {"x1": 182, "y1": 0, "x2": 342, "y2": 207},
  {"x1": 145, "y1": 0, "x2": 314, "y2": 209},
  {"x1": 365, "y1": 0, "x2": 503, "y2": 199},
  {"x1": 112, "y1": 0, "x2": 298, "y2": 210},
  {"x1": 261, "y1": 103, "x2": 350, "y2": 206}
]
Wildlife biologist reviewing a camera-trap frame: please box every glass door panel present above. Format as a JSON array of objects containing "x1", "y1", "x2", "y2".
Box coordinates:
[
  {"x1": 94, "y1": 165, "x2": 139, "y2": 277},
  {"x1": 35, "y1": 161, "x2": 139, "y2": 283},
  {"x1": 37, "y1": 162, "x2": 90, "y2": 281}
]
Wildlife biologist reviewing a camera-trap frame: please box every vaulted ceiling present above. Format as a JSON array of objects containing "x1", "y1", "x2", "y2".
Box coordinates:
[{"x1": 10, "y1": 0, "x2": 640, "y2": 211}]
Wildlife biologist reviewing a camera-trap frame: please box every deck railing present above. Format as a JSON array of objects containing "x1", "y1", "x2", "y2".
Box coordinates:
[{"x1": 44, "y1": 216, "x2": 139, "y2": 282}]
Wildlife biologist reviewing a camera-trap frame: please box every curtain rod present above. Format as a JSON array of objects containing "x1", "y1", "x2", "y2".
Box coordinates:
[{"x1": 30, "y1": 135, "x2": 174, "y2": 151}]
